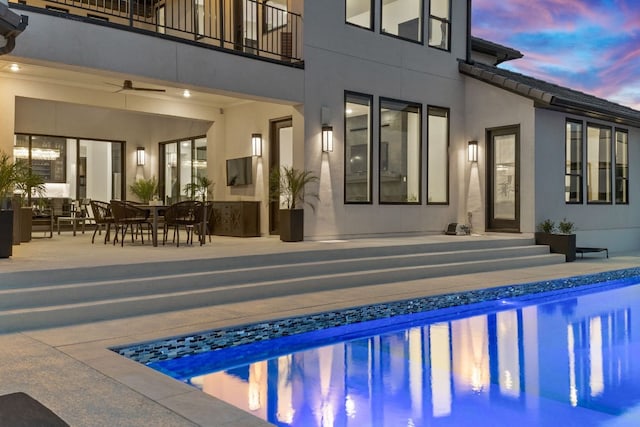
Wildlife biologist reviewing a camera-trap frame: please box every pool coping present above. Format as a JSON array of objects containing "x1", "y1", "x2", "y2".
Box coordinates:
[{"x1": 114, "y1": 266, "x2": 640, "y2": 367}]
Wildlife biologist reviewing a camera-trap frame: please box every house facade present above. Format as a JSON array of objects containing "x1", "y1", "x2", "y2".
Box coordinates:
[{"x1": 1, "y1": 0, "x2": 639, "y2": 251}]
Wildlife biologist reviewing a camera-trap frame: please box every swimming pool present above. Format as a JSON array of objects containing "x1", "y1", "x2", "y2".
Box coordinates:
[{"x1": 116, "y1": 269, "x2": 640, "y2": 426}]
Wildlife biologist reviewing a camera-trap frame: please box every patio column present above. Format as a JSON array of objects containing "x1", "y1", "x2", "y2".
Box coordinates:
[{"x1": 0, "y1": 79, "x2": 15, "y2": 156}]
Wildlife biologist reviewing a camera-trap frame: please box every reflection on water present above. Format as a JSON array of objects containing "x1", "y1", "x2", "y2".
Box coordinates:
[{"x1": 186, "y1": 285, "x2": 640, "y2": 426}]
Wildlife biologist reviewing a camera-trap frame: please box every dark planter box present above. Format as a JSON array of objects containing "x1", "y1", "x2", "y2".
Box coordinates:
[
  {"x1": 0, "y1": 210, "x2": 14, "y2": 258},
  {"x1": 279, "y1": 209, "x2": 304, "y2": 242},
  {"x1": 535, "y1": 232, "x2": 576, "y2": 262},
  {"x1": 19, "y1": 207, "x2": 32, "y2": 243}
]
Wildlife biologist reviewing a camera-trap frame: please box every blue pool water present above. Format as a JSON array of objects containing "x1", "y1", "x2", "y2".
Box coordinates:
[{"x1": 142, "y1": 276, "x2": 640, "y2": 426}]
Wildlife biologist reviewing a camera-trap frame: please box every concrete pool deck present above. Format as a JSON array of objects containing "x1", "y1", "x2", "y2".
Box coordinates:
[{"x1": 0, "y1": 233, "x2": 638, "y2": 426}]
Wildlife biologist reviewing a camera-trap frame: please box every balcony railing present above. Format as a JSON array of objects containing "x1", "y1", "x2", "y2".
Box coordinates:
[{"x1": 11, "y1": 0, "x2": 303, "y2": 64}]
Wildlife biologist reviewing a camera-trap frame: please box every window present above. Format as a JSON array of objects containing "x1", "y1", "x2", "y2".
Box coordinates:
[
  {"x1": 160, "y1": 136, "x2": 207, "y2": 204},
  {"x1": 345, "y1": 92, "x2": 373, "y2": 203},
  {"x1": 14, "y1": 134, "x2": 124, "y2": 202},
  {"x1": 263, "y1": 0, "x2": 288, "y2": 32},
  {"x1": 381, "y1": 0, "x2": 422, "y2": 43},
  {"x1": 428, "y1": 0, "x2": 450, "y2": 50},
  {"x1": 346, "y1": 0, "x2": 373, "y2": 29},
  {"x1": 379, "y1": 98, "x2": 421, "y2": 203},
  {"x1": 615, "y1": 129, "x2": 629, "y2": 204},
  {"x1": 565, "y1": 120, "x2": 583, "y2": 203},
  {"x1": 586, "y1": 124, "x2": 611, "y2": 203},
  {"x1": 427, "y1": 107, "x2": 449, "y2": 204}
]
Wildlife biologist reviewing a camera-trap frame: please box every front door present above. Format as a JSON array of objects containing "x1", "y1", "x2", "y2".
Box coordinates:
[
  {"x1": 487, "y1": 126, "x2": 520, "y2": 232},
  {"x1": 269, "y1": 117, "x2": 293, "y2": 235}
]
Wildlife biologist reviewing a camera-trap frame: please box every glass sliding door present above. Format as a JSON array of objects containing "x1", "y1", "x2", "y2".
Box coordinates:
[
  {"x1": 487, "y1": 126, "x2": 519, "y2": 232},
  {"x1": 160, "y1": 136, "x2": 208, "y2": 204},
  {"x1": 14, "y1": 134, "x2": 124, "y2": 205}
]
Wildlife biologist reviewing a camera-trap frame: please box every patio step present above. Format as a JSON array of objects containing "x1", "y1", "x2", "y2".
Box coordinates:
[{"x1": 0, "y1": 238, "x2": 565, "y2": 332}]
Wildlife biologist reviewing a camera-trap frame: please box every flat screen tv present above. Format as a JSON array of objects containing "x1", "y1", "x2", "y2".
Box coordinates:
[{"x1": 226, "y1": 156, "x2": 252, "y2": 186}]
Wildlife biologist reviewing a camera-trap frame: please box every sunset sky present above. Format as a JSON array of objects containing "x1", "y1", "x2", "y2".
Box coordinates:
[{"x1": 472, "y1": 0, "x2": 640, "y2": 110}]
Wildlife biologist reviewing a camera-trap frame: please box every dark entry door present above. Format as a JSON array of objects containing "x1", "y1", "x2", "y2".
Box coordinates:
[
  {"x1": 269, "y1": 117, "x2": 293, "y2": 235},
  {"x1": 487, "y1": 126, "x2": 520, "y2": 232}
]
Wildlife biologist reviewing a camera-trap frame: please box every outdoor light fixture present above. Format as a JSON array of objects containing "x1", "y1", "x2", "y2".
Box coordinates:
[
  {"x1": 251, "y1": 133, "x2": 262, "y2": 157},
  {"x1": 136, "y1": 147, "x2": 145, "y2": 166},
  {"x1": 322, "y1": 125, "x2": 334, "y2": 152},
  {"x1": 468, "y1": 140, "x2": 478, "y2": 162}
]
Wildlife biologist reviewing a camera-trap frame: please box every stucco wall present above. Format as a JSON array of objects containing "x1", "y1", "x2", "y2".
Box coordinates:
[
  {"x1": 301, "y1": 0, "x2": 469, "y2": 239},
  {"x1": 463, "y1": 78, "x2": 536, "y2": 233},
  {"x1": 534, "y1": 108, "x2": 640, "y2": 252},
  {"x1": 11, "y1": 11, "x2": 304, "y2": 104}
]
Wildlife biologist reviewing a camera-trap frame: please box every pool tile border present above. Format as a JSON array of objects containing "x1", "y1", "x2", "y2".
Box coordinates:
[{"x1": 113, "y1": 267, "x2": 640, "y2": 365}]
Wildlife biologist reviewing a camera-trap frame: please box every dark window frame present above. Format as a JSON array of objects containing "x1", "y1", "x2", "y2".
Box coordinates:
[
  {"x1": 426, "y1": 105, "x2": 450, "y2": 205},
  {"x1": 378, "y1": 96, "x2": 423, "y2": 205},
  {"x1": 158, "y1": 135, "x2": 207, "y2": 204},
  {"x1": 586, "y1": 122, "x2": 613, "y2": 205},
  {"x1": 565, "y1": 119, "x2": 583, "y2": 204},
  {"x1": 615, "y1": 127, "x2": 629, "y2": 205},
  {"x1": 380, "y1": 0, "x2": 424, "y2": 45},
  {"x1": 428, "y1": 0, "x2": 451, "y2": 51},
  {"x1": 344, "y1": 91, "x2": 374, "y2": 205},
  {"x1": 345, "y1": 0, "x2": 374, "y2": 31}
]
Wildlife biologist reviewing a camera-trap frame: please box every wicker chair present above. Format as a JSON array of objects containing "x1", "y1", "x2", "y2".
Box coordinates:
[
  {"x1": 163, "y1": 200, "x2": 202, "y2": 247},
  {"x1": 110, "y1": 200, "x2": 151, "y2": 246},
  {"x1": 89, "y1": 200, "x2": 114, "y2": 244},
  {"x1": 192, "y1": 201, "x2": 213, "y2": 245}
]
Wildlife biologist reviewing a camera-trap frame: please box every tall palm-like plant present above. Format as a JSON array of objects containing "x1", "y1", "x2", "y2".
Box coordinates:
[
  {"x1": 14, "y1": 159, "x2": 46, "y2": 205},
  {"x1": 129, "y1": 176, "x2": 158, "y2": 203},
  {"x1": 0, "y1": 151, "x2": 19, "y2": 202},
  {"x1": 183, "y1": 175, "x2": 214, "y2": 201},
  {"x1": 270, "y1": 166, "x2": 319, "y2": 210}
]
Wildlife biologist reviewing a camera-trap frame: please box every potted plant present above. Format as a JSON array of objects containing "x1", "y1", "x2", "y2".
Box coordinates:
[
  {"x1": 535, "y1": 218, "x2": 576, "y2": 262},
  {"x1": 270, "y1": 165, "x2": 319, "y2": 242},
  {"x1": 129, "y1": 176, "x2": 158, "y2": 203},
  {"x1": 183, "y1": 176, "x2": 214, "y2": 202},
  {"x1": 0, "y1": 151, "x2": 20, "y2": 257},
  {"x1": 14, "y1": 160, "x2": 46, "y2": 243}
]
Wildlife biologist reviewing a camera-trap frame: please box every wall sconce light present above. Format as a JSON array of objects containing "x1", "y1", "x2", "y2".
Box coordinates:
[
  {"x1": 468, "y1": 140, "x2": 478, "y2": 163},
  {"x1": 322, "y1": 125, "x2": 333, "y2": 152},
  {"x1": 136, "y1": 147, "x2": 146, "y2": 166},
  {"x1": 251, "y1": 133, "x2": 262, "y2": 157}
]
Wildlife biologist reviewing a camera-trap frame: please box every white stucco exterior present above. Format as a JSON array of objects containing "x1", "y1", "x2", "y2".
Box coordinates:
[{"x1": 1, "y1": 0, "x2": 640, "y2": 251}]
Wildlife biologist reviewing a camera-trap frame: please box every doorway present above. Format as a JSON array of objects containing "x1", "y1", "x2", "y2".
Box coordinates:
[
  {"x1": 269, "y1": 117, "x2": 293, "y2": 235},
  {"x1": 487, "y1": 125, "x2": 520, "y2": 232}
]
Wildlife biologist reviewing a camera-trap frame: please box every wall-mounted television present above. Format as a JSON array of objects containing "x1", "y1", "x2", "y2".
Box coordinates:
[{"x1": 226, "y1": 156, "x2": 253, "y2": 186}]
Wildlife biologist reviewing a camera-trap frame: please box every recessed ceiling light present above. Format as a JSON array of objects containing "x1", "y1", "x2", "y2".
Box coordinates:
[
  {"x1": 9, "y1": 64, "x2": 20, "y2": 72},
  {"x1": 183, "y1": 89, "x2": 191, "y2": 98}
]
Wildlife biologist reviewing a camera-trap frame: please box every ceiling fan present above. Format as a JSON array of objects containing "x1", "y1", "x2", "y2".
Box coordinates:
[{"x1": 110, "y1": 79, "x2": 166, "y2": 93}]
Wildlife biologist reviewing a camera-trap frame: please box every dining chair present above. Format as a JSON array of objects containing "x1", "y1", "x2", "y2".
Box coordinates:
[
  {"x1": 110, "y1": 200, "x2": 151, "y2": 246},
  {"x1": 193, "y1": 201, "x2": 213, "y2": 245},
  {"x1": 162, "y1": 200, "x2": 202, "y2": 247},
  {"x1": 89, "y1": 200, "x2": 114, "y2": 244}
]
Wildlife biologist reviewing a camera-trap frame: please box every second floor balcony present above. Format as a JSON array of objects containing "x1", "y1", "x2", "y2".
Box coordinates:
[{"x1": 10, "y1": 0, "x2": 303, "y2": 65}]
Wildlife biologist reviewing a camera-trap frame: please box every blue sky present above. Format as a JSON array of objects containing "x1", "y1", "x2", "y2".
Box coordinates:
[{"x1": 472, "y1": 0, "x2": 640, "y2": 110}]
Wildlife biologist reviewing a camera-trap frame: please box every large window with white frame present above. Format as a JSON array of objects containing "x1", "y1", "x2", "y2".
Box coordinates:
[
  {"x1": 345, "y1": 92, "x2": 373, "y2": 203},
  {"x1": 381, "y1": 0, "x2": 422, "y2": 43},
  {"x1": 427, "y1": 106, "x2": 449, "y2": 204},
  {"x1": 346, "y1": 0, "x2": 373, "y2": 29},
  {"x1": 615, "y1": 129, "x2": 629, "y2": 204},
  {"x1": 565, "y1": 120, "x2": 583, "y2": 203},
  {"x1": 379, "y1": 98, "x2": 421, "y2": 204},
  {"x1": 586, "y1": 124, "x2": 612, "y2": 203},
  {"x1": 428, "y1": 0, "x2": 450, "y2": 50}
]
